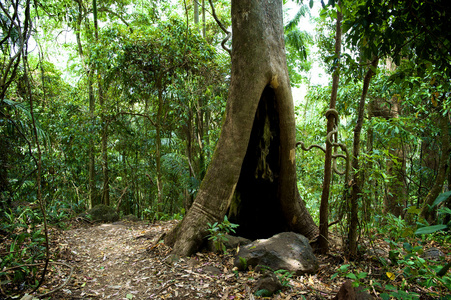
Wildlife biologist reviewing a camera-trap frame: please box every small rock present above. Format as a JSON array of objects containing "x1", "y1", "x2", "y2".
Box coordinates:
[
  {"x1": 200, "y1": 265, "x2": 222, "y2": 275},
  {"x1": 421, "y1": 247, "x2": 445, "y2": 261},
  {"x1": 254, "y1": 272, "x2": 282, "y2": 296},
  {"x1": 334, "y1": 280, "x2": 373, "y2": 300},
  {"x1": 122, "y1": 214, "x2": 140, "y2": 222},
  {"x1": 367, "y1": 248, "x2": 387, "y2": 257},
  {"x1": 334, "y1": 280, "x2": 356, "y2": 300},
  {"x1": 186, "y1": 257, "x2": 200, "y2": 269},
  {"x1": 234, "y1": 232, "x2": 318, "y2": 275},
  {"x1": 87, "y1": 204, "x2": 119, "y2": 223}
]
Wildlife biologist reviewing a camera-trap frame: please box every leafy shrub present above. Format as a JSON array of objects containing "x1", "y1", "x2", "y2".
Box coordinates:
[{"x1": 206, "y1": 215, "x2": 239, "y2": 254}]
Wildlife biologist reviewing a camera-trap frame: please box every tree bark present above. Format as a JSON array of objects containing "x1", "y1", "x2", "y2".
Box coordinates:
[
  {"x1": 318, "y1": 4, "x2": 342, "y2": 254},
  {"x1": 165, "y1": 0, "x2": 318, "y2": 257},
  {"x1": 348, "y1": 57, "x2": 378, "y2": 259}
]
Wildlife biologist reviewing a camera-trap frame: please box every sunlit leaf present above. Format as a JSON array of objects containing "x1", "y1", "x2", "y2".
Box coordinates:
[{"x1": 386, "y1": 272, "x2": 395, "y2": 280}]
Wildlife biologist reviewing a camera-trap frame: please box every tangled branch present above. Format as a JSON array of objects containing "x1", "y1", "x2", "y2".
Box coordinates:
[{"x1": 296, "y1": 109, "x2": 350, "y2": 181}]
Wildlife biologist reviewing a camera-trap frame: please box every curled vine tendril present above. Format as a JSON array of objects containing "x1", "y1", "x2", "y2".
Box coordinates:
[{"x1": 296, "y1": 109, "x2": 350, "y2": 182}]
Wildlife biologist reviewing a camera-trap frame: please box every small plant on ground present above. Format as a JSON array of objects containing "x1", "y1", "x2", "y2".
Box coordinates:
[
  {"x1": 331, "y1": 264, "x2": 368, "y2": 287},
  {"x1": 206, "y1": 215, "x2": 239, "y2": 254},
  {"x1": 274, "y1": 269, "x2": 295, "y2": 288}
]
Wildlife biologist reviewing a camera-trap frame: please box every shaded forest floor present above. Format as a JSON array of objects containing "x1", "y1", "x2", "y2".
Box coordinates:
[{"x1": 31, "y1": 219, "x2": 449, "y2": 299}]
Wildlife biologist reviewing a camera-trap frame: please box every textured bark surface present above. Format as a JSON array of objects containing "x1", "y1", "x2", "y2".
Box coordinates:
[{"x1": 164, "y1": 0, "x2": 318, "y2": 257}]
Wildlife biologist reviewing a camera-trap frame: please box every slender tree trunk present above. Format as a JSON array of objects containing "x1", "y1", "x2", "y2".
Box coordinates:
[
  {"x1": 21, "y1": 28, "x2": 50, "y2": 292},
  {"x1": 101, "y1": 117, "x2": 110, "y2": 206},
  {"x1": 93, "y1": 0, "x2": 110, "y2": 206},
  {"x1": 202, "y1": 0, "x2": 206, "y2": 38},
  {"x1": 184, "y1": 106, "x2": 195, "y2": 211},
  {"x1": 420, "y1": 113, "x2": 450, "y2": 221},
  {"x1": 318, "y1": 4, "x2": 342, "y2": 254},
  {"x1": 366, "y1": 101, "x2": 376, "y2": 221},
  {"x1": 194, "y1": 0, "x2": 199, "y2": 29},
  {"x1": 348, "y1": 57, "x2": 378, "y2": 258},
  {"x1": 74, "y1": 0, "x2": 97, "y2": 208},
  {"x1": 88, "y1": 78, "x2": 97, "y2": 207},
  {"x1": 156, "y1": 84, "x2": 164, "y2": 206},
  {"x1": 165, "y1": 0, "x2": 318, "y2": 257},
  {"x1": 196, "y1": 98, "x2": 206, "y2": 179}
]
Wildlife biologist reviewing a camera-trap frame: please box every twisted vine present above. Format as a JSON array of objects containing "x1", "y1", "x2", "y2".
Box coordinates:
[
  {"x1": 208, "y1": 0, "x2": 231, "y2": 56},
  {"x1": 296, "y1": 109, "x2": 350, "y2": 181}
]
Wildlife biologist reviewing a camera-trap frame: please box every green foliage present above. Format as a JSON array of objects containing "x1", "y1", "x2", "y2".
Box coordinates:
[
  {"x1": 414, "y1": 191, "x2": 451, "y2": 235},
  {"x1": 274, "y1": 269, "x2": 295, "y2": 288},
  {"x1": 237, "y1": 256, "x2": 248, "y2": 271},
  {"x1": 331, "y1": 264, "x2": 367, "y2": 287},
  {"x1": 206, "y1": 215, "x2": 239, "y2": 254},
  {"x1": 367, "y1": 215, "x2": 451, "y2": 297},
  {"x1": 284, "y1": 3, "x2": 313, "y2": 87},
  {"x1": 0, "y1": 205, "x2": 47, "y2": 292},
  {"x1": 142, "y1": 206, "x2": 184, "y2": 222},
  {"x1": 377, "y1": 214, "x2": 414, "y2": 240},
  {"x1": 415, "y1": 225, "x2": 448, "y2": 235},
  {"x1": 254, "y1": 289, "x2": 272, "y2": 297}
]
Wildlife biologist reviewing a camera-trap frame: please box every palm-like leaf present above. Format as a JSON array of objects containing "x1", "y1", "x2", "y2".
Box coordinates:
[{"x1": 284, "y1": 4, "x2": 309, "y2": 33}]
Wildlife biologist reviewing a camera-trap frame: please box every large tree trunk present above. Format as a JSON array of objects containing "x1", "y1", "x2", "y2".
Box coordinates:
[{"x1": 165, "y1": 0, "x2": 318, "y2": 257}]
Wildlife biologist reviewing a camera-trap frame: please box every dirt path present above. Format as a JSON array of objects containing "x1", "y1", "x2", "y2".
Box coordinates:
[
  {"x1": 50, "y1": 221, "x2": 255, "y2": 299},
  {"x1": 47, "y1": 220, "x2": 336, "y2": 300},
  {"x1": 59, "y1": 221, "x2": 165, "y2": 299}
]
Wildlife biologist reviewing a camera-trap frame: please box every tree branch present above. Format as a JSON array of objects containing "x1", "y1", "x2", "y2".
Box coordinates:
[{"x1": 208, "y1": 0, "x2": 231, "y2": 56}]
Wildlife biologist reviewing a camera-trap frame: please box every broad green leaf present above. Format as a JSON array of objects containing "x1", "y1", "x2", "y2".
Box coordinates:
[
  {"x1": 357, "y1": 272, "x2": 367, "y2": 279},
  {"x1": 432, "y1": 190, "x2": 451, "y2": 207},
  {"x1": 415, "y1": 225, "x2": 447, "y2": 235},
  {"x1": 339, "y1": 264, "x2": 350, "y2": 272}
]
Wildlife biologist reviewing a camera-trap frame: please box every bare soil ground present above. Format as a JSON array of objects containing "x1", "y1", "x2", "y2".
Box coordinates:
[
  {"x1": 41, "y1": 220, "x2": 343, "y2": 299},
  {"x1": 28, "y1": 219, "x2": 449, "y2": 300}
]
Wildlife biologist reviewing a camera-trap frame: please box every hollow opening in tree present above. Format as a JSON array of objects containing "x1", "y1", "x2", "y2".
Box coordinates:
[{"x1": 228, "y1": 85, "x2": 286, "y2": 239}]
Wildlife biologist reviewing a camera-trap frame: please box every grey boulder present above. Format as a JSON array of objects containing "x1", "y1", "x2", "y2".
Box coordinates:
[{"x1": 234, "y1": 232, "x2": 318, "y2": 275}]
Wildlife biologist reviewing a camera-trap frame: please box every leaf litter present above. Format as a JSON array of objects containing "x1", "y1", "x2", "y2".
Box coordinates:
[{"x1": 34, "y1": 220, "x2": 449, "y2": 299}]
